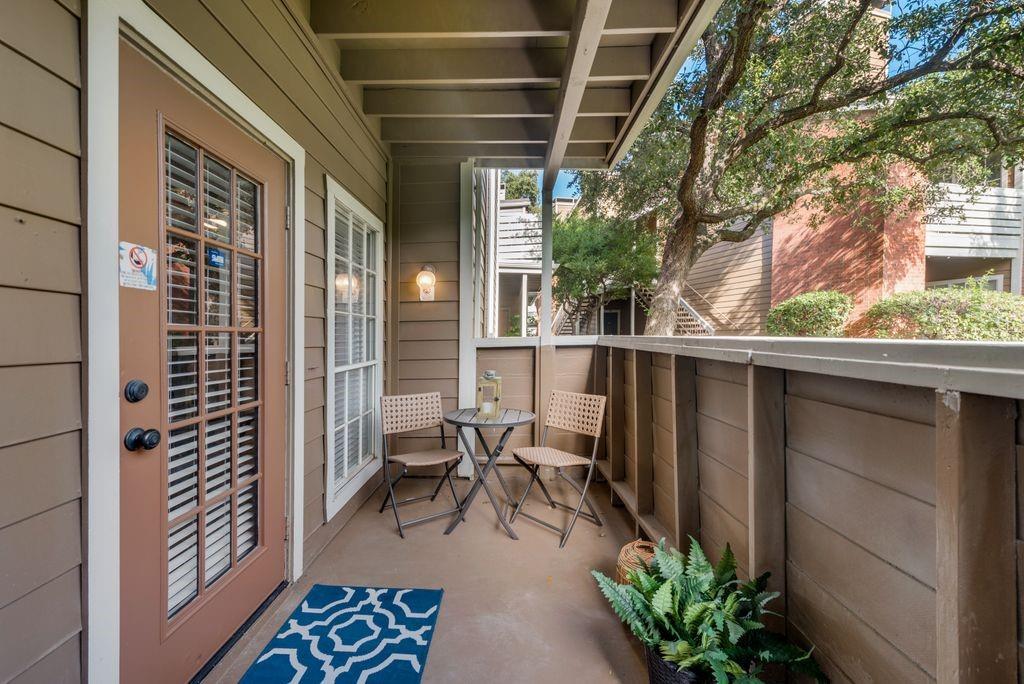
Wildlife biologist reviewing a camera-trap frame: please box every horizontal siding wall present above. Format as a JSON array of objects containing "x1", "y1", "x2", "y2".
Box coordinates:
[
  {"x1": 695, "y1": 360, "x2": 749, "y2": 576},
  {"x1": 686, "y1": 228, "x2": 772, "y2": 335},
  {"x1": 138, "y1": 0, "x2": 389, "y2": 562},
  {"x1": 0, "y1": 0, "x2": 83, "y2": 681},
  {"x1": 395, "y1": 162, "x2": 461, "y2": 454},
  {"x1": 784, "y1": 372, "x2": 937, "y2": 682}
]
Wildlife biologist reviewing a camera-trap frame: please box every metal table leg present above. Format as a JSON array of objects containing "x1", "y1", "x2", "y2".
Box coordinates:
[{"x1": 443, "y1": 425, "x2": 518, "y2": 539}]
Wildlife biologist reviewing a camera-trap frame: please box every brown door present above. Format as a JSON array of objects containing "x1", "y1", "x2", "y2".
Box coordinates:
[{"x1": 118, "y1": 40, "x2": 287, "y2": 682}]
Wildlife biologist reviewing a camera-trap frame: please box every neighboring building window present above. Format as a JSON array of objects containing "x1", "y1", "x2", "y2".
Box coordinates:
[
  {"x1": 325, "y1": 177, "x2": 384, "y2": 519},
  {"x1": 927, "y1": 274, "x2": 1004, "y2": 291}
]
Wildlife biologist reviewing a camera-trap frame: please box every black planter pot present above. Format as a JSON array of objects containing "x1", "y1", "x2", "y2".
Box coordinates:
[{"x1": 645, "y1": 646, "x2": 699, "y2": 684}]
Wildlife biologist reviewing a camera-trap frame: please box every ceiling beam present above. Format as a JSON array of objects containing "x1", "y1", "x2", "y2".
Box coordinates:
[
  {"x1": 339, "y1": 47, "x2": 649, "y2": 85},
  {"x1": 545, "y1": 0, "x2": 614, "y2": 191},
  {"x1": 475, "y1": 157, "x2": 608, "y2": 170},
  {"x1": 607, "y1": 0, "x2": 724, "y2": 166},
  {"x1": 380, "y1": 117, "x2": 616, "y2": 144},
  {"x1": 391, "y1": 142, "x2": 608, "y2": 159},
  {"x1": 311, "y1": 0, "x2": 676, "y2": 38},
  {"x1": 362, "y1": 88, "x2": 632, "y2": 118}
]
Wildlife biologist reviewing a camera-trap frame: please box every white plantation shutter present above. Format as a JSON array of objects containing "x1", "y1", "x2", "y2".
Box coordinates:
[{"x1": 325, "y1": 177, "x2": 385, "y2": 520}]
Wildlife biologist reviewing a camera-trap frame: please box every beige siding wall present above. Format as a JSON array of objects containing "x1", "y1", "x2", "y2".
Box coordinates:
[
  {"x1": 785, "y1": 371, "x2": 937, "y2": 681},
  {"x1": 0, "y1": 0, "x2": 84, "y2": 680},
  {"x1": 686, "y1": 228, "x2": 772, "y2": 335},
  {"x1": 394, "y1": 162, "x2": 461, "y2": 453},
  {"x1": 695, "y1": 360, "x2": 750, "y2": 576},
  {"x1": 126, "y1": 1, "x2": 390, "y2": 560}
]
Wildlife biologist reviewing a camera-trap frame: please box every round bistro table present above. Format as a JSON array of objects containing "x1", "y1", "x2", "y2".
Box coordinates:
[{"x1": 442, "y1": 407, "x2": 535, "y2": 539}]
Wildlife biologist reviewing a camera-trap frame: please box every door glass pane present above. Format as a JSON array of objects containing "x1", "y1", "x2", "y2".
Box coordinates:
[
  {"x1": 237, "y1": 409, "x2": 258, "y2": 481},
  {"x1": 168, "y1": 517, "x2": 199, "y2": 618},
  {"x1": 204, "y1": 247, "x2": 231, "y2": 326},
  {"x1": 165, "y1": 134, "x2": 198, "y2": 233},
  {"x1": 166, "y1": 235, "x2": 199, "y2": 325},
  {"x1": 204, "y1": 499, "x2": 232, "y2": 586},
  {"x1": 236, "y1": 176, "x2": 259, "y2": 252},
  {"x1": 167, "y1": 333, "x2": 199, "y2": 422},
  {"x1": 236, "y1": 483, "x2": 258, "y2": 560},
  {"x1": 167, "y1": 425, "x2": 199, "y2": 520},
  {"x1": 238, "y1": 333, "x2": 258, "y2": 405},
  {"x1": 237, "y1": 253, "x2": 258, "y2": 328},
  {"x1": 203, "y1": 156, "x2": 231, "y2": 243},
  {"x1": 204, "y1": 416, "x2": 232, "y2": 501},
  {"x1": 204, "y1": 333, "x2": 231, "y2": 413}
]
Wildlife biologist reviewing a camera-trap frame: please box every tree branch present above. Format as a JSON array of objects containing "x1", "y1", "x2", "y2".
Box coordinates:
[{"x1": 726, "y1": 5, "x2": 1015, "y2": 163}]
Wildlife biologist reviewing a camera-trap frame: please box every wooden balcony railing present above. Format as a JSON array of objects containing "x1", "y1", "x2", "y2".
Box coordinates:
[{"x1": 473, "y1": 335, "x2": 1024, "y2": 682}]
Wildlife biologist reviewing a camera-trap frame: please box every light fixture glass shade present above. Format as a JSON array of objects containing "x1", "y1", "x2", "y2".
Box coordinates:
[
  {"x1": 415, "y1": 268, "x2": 436, "y2": 289},
  {"x1": 416, "y1": 265, "x2": 436, "y2": 301}
]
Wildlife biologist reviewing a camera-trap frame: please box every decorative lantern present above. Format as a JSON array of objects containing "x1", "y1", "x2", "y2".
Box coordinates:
[{"x1": 476, "y1": 369, "x2": 502, "y2": 419}]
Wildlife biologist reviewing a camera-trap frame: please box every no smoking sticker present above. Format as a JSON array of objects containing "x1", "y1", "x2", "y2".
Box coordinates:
[{"x1": 119, "y1": 241, "x2": 157, "y2": 291}]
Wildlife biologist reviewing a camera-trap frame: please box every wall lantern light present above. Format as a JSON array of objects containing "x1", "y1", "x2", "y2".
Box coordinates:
[{"x1": 416, "y1": 265, "x2": 437, "y2": 301}]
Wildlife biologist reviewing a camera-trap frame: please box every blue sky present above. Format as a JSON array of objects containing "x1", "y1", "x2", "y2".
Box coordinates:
[{"x1": 536, "y1": 170, "x2": 579, "y2": 199}]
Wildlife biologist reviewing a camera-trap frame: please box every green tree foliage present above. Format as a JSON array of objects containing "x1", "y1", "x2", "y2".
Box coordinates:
[
  {"x1": 593, "y1": 538, "x2": 827, "y2": 683},
  {"x1": 552, "y1": 214, "x2": 659, "y2": 322},
  {"x1": 766, "y1": 291, "x2": 854, "y2": 337},
  {"x1": 574, "y1": 0, "x2": 1024, "y2": 335},
  {"x1": 501, "y1": 169, "x2": 539, "y2": 212},
  {"x1": 867, "y1": 278, "x2": 1024, "y2": 339}
]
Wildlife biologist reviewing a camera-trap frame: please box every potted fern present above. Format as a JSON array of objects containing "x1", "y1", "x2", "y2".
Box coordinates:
[{"x1": 593, "y1": 538, "x2": 827, "y2": 683}]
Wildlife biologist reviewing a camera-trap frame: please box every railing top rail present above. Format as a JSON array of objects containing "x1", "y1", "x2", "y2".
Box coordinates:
[{"x1": 597, "y1": 335, "x2": 1024, "y2": 400}]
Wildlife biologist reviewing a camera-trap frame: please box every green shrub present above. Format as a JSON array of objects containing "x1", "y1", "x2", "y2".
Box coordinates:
[
  {"x1": 766, "y1": 290, "x2": 854, "y2": 337},
  {"x1": 867, "y1": 279, "x2": 1024, "y2": 340}
]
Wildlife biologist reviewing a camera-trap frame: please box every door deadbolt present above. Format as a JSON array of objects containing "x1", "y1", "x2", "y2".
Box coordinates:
[
  {"x1": 124, "y1": 379, "x2": 149, "y2": 403},
  {"x1": 124, "y1": 428, "x2": 161, "y2": 451}
]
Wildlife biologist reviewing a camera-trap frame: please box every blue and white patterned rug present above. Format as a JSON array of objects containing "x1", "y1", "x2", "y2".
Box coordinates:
[{"x1": 240, "y1": 584, "x2": 443, "y2": 684}]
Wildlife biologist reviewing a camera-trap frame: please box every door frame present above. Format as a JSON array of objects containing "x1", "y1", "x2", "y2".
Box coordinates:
[{"x1": 86, "y1": 1, "x2": 306, "y2": 680}]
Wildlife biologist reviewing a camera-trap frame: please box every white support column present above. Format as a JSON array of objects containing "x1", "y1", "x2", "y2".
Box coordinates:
[
  {"x1": 520, "y1": 273, "x2": 528, "y2": 338},
  {"x1": 630, "y1": 287, "x2": 636, "y2": 335},
  {"x1": 541, "y1": 185, "x2": 554, "y2": 345},
  {"x1": 486, "y1": 168, "x2": 500, "y2": 336},
  {"x1": 457, "y1": 160, "x2": 477, "y2": 477}
]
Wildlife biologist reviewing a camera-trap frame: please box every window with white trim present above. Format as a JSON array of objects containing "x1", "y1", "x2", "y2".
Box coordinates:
[{"x1": 325, "y1": 177, "x2": 384, "y2": 519}]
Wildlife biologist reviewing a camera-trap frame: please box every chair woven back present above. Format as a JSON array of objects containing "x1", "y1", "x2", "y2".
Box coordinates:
[
  {"x1": 381, "y1": 392, "x2": 443, "y2": 435},
  {"x1": 545, "y1": 390, "x2": 606, "y2": 438}
]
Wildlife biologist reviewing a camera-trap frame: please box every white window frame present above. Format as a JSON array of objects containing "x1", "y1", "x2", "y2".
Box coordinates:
[{"x1": 325, "y1": 175, "x2": 385, "y2": 520}]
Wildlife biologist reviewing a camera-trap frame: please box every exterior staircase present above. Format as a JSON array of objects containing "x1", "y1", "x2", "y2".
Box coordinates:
[
  {"x1": 551, "y1": 287, "x2": 715, "y2": 336},
  {"x1": 634, "y1": 286, "x2": 715, "y2": 336}
]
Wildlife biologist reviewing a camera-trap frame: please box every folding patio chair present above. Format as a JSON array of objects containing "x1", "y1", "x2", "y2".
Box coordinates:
[
  {"x1": 509, "y1": 390, "x2": 607, "y2": 548},
  {"x1": 379, "y1": 392, "x2": 464, "y2": 538}
]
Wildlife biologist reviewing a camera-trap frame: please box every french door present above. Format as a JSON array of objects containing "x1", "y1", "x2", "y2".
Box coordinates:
[
  {"x1": 119, "y1": 41, "x2": 287, "y2": 682},
  {"x1": 325, "y1": 177, "x2": 385, "y2": 519}
]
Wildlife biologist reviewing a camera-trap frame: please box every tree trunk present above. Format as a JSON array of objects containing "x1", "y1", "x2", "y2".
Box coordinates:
[{"x1": 644, "y1": 222, "x2": 701, "y2": 336}]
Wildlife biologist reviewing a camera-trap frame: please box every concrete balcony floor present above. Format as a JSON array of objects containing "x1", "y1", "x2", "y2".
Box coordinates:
[{"x1": 205, "y1": 469, "x2": 646, "y2": 683}]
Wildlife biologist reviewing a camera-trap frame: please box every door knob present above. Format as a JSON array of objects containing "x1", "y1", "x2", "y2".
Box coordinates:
[
  {"x1": 124, "y1": 379, "x2": 149, "y2": 403},
  {"x1": 124, "y1": 427, "x2": 161, "y2": 451}
]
